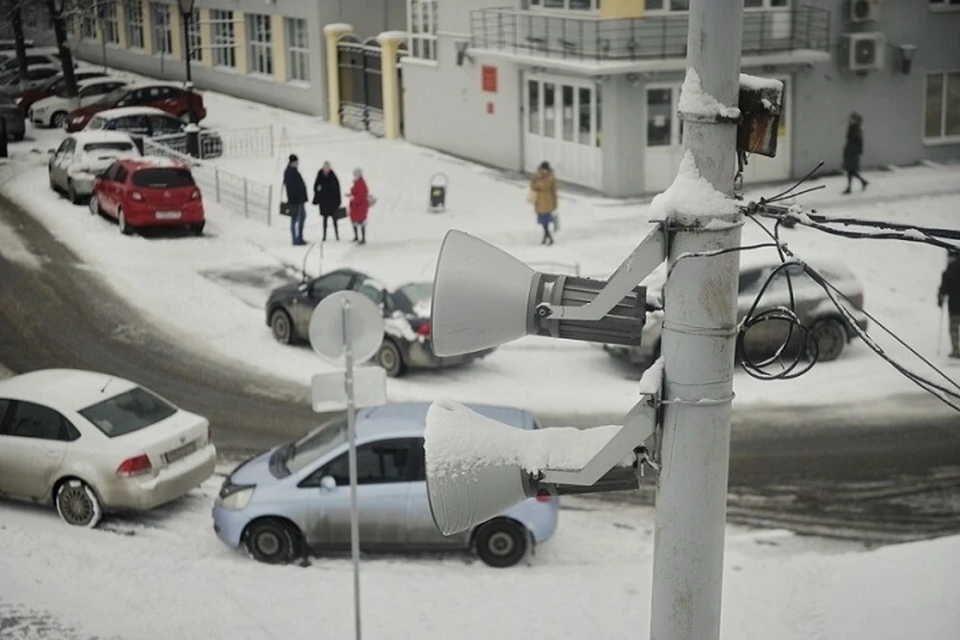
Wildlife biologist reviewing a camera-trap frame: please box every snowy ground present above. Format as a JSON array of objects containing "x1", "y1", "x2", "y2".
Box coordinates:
[
  {"x1": 1, "y1": 87, "x2": 957, "y2": 417},
  {"x1": 1, "y1": 481, "x2": 958, "y2": 640}
]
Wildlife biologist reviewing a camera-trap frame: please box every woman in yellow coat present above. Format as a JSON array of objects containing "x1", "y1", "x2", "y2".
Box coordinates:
[{"x1": 529, "y1": 161, "x2": 557, "y2": 245}]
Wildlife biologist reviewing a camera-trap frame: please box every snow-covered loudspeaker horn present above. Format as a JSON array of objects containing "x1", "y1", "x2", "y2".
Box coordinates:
[
  {"x1": 430, "y1": 230, "x2": 537, "y2": 357},
  {"x1": 424, "y1": 400, "x2": 537, "y2": 536}
]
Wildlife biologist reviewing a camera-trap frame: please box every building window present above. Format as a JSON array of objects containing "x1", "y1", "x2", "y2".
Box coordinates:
[
  {"x1": 80, "y1": 0, "x2": 97, "y2": 40},
  {"x1": 924, "y1": 72, "x2": 960, "y2": 141},
  {"x1": 530, "y1": 0, "x2": 598, "y2": 9},
  {"x1": 187, "y1": 9, "x2": 202, "y2": 62},
  {"x1": 124, "y1": 0, "x2": 144, "y2": 49},
  {"x1": 285, "y1": 18, "x2": 309, "y2": 83},
  {"x1": 209, "y1": 10, "x2": 236, "y2": 68},
  {"x1": 408, "y1": 0, "x2": 438, "y2": 61},
  {"x1": 247, "y1": 13, "x2": 273, "y2": 76},
  {"x1": 101, "y1": 0, "x2": 119, "y2": 44},
  {"x1": 151, "y1": 2, "x2": 172, "y2": 55}
]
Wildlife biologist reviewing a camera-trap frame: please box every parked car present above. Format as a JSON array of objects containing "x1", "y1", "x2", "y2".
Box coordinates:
[
  {"x1": 13, "y1": 69, "x2": 107, "y2": 115},
  {"x1": 212, "y1": 402, "x2": 557, "y2": 568},
  {"x1": 603, "y1": 256, "x2": 869, "y2": 368},
  {"x1": 85, "y1": 106, "x2": 223, "y2": 158},
  {"x1": 0, "y1": 39, "x2": 35, "y2": 50},
  {"x1": 66, "y1": 82, "x2": 206, "y2": 132},
  {"x1": 48, "y1": 131, "x2": 142, "y2": 204},
  {"x1": 0, "y1": 368, "x2": 217, "y2": 528},
  {"x1": 266, "y1": 270, "x2": 495, "y2": 377},
  {"x1": 0, "y1": 64, "x2": 60, "y2": 91},
  {"x1": 90, "y1": 157, "x2": 206, "y2": 235},
  {"x1": 30, "y1": 76, "x2": 129, "y2": 129},
  {"x1": 0, "y1": 48, "x2": 61, "y2": 72},
  {"x1": 0, "y1": 94, "x2": 25, "y2": 141}
]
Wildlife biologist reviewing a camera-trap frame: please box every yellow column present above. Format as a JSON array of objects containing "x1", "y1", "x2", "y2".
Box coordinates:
[
  {"x1": 271, "y1": 14, "x2": 287, "y2": 81},
  {"x1": 169, "y1": 6, "x2": 182, "y2": 61},
  {"x1": 599, "y1": 0, "x2": 645, "y2": 19},
  {"x1": 115, "y1": 0, "x2": 128, "y2": 48},
  {"x1": 323, "y1": 23, "x2": 353, "y2": 126},
  {"x1": 377, "y1": 31, "x2": 406, "y2": 140},
  {"x1": 234, "y1": 11, "x2": 248, "y2": 74},
  {"x1": 199, "y1": 8, "x2": 213, "y2": 67},
  {"x1": 141, "y1": 0, "x2": 154, "y2": 54}
]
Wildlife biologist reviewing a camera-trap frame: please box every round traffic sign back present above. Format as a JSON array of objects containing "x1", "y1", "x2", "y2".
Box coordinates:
[{"x1": 308, "y1": 291, "x2": 385, "y2": 365}]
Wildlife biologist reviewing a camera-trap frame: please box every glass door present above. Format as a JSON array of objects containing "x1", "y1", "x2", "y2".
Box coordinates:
[{"x1": 644, "y1": 85, "x2": 683, "y2": 193}]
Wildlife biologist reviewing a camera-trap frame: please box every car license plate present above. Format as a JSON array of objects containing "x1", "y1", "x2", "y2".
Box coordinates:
[
  {"x1": 155, "y1": 211, "x2": 182, "y2": 220},
  {"x1": 164, "y1": 440, "x2": 197, "y2": 464}
]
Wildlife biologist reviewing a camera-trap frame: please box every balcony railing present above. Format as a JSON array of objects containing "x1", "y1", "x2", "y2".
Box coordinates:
[{"x1": 469, "y1": 6, "x2": 830, "y2": 62}]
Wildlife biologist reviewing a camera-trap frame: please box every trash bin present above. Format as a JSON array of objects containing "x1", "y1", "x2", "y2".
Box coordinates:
[{"x1": 428, "y1": 172, "x2": 448, "y2": 213}]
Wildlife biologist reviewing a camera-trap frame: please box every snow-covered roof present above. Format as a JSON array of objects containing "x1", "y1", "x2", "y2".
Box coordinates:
[
  {"x1": 137, "y1": 155, "x2": 190, "y2": 169},
  {"x1": 0, "y1": 369, "x2": 138, "y2": 411},
  {"x1": 93, "y1": 106, "x2": 169, "y2": 120},
  {"x1": 70, "y1": 130, "x2": 137, "y2": 145}
]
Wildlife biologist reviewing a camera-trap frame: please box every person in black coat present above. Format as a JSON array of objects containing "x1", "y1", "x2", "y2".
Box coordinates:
[
  {"x1": 938, "y1": 251, "x2": 960, "y2": 358},
  {"x1": 283, "y1": 154, "x2": 309, "y2": 245},
  {"x1": 313, "y1": 161, "x2": 342, "y2": 242},
  {"x1": 842, "y1": 112, "x2": 868, "y2": 194}
]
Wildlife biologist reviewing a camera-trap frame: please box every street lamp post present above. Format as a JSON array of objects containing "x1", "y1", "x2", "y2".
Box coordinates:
[{"x1": 177, "y1": 0, "x2": 200, "y2": 158}]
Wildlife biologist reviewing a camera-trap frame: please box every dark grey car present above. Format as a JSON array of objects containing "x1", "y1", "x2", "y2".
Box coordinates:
[{"x1": 265, "y1": 268, "x2": 495, "y2": 377}]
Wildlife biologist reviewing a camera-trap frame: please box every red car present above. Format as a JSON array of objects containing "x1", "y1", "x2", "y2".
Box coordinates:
[
  {"x1": 16, "y1": 70, "x2": 106, "y2": 116},
  {"x1": 90, "y1": 158, "x2": 206, "y2": 235},
  {"x1": 66, "y1": 82, "x2": 206, "y2": 132}
]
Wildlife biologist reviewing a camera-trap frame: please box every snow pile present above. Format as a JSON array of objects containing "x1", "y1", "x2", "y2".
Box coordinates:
[
  {"x1": 424, "y1": 400, "x2": 624, "y2": 475},
  {"x1": 648, "y1": 151, "x2": 740, "y2": 222},
  {"x1": 323, "y1": 22, "x2": 354, "y2": 34},
  {"x1": 678, "y1": 68, "x2": 741, "y2": 121},
  {"x1": 0, "y1": 215, "x2": 43, "y2": 270},
  {"x1": 739, "y1": 73, "x2": 785, "y2": 93}
]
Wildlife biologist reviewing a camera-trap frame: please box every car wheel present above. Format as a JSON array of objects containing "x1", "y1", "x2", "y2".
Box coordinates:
[
  {"x1": 245, "y1": 519, "x2": 300, "y2": 565},
  {"x1": 377, "y1": 339, "x2": 406, "y2": 378},
  {"x1": 808, "y1": 317, "x2": 847, "y2": 362},
  {"x1": 51, "y1": 111, "x2": 67, "y2": 129},
  {"x1": 67, "y1": 180, "x2": 81, "y2": 205},
  {"x1": 118, "y1": 209, "x2": 133, "y2": 235},
  {"x1": 48, "y1": 170, "x2": 58, "y2": 193},
  {"x1": 475, "y1": 520, "x2": 528, "y2": 568},
  {"x1": 190, "y1": 221, "x2": 205, "y2": 235},
  {"x1": 55, "y1": 479, "x2": 103, "y2": 528},
  {"x1": 270, "y1": 309, "x2": 293, "y2": 344}
]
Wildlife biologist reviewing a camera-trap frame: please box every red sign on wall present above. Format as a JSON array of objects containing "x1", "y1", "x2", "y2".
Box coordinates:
[{"x1": 482, "y1": 66, "x2": 498, "y2": 93}]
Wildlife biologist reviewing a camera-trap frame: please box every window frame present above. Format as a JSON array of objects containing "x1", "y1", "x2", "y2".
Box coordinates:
[
  {"x1": 187, "y1": 8, "x2": 202, "y2": 63},
  {"x1": 0, "y1": 401, "x2": 77, "y2": 442},
  {"x1": 151, "y1": 2, "x2": 173, "y2": 56},
  {"x1": 247, "y1": 13, "x2": 273, "y2": 76},
  {"x1": 124, "y1": 0, "x2": 144, "y2": 49},
  {"x1": 101, "y1": 0, "x2": 120, "y2": 45},
  {"x1": 303, "y1": 437, "x2": 420, "y2": 488},
  {"x1": 407, "y1": 0, "x2": 439, "y2": 63},
  {"x1": 923, "y1": 70, "x2": 960, "y2": 145},
  {"x1": 528, "y1": 0, "x2": 599, "y2": 12},
  {"x1": 284, "y1": 17, "x2": 310, "y2": 84},
  {"x1": 80, "y1": 0, "x2": 97, "y2": 41},
  {"x1": 209, "y1": 9, "x2": 237, "y2": 69}
]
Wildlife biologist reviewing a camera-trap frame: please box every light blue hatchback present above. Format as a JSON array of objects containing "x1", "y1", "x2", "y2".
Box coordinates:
[{"x1": 212, "y1": 402, "x2": 559, "y2": 568}]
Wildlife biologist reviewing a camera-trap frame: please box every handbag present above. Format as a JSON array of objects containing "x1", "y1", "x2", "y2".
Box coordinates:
[
  {"x1": 367, "y1": 193, "x2": 377, "y2": 208},
  {"x1": 526, "y1": 189, "x2": 537, "y2": 205},
  {"x1": 279, "y1": 202, "x2": 295, "y2": 217},
  {"x1": 334, "y1": 206, "x2": 347, "y2": 220},
  {"x1": 552, "y1": 213, "x2": 559, "y2": 232}
]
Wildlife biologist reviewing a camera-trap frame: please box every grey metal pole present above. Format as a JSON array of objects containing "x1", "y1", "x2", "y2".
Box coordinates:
[
  {"x1": 649, "y1": 0, "x2": 744, "y2": 639},
  {"x1": 342, "y1": 299, "x2": 362, "y2": 640}
]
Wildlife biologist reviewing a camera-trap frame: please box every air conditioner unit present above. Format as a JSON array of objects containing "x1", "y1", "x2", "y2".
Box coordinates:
[
  {"x1": 845, "y1": 32, "x2": 885, "y2": 71},
  {"x1": 850, "y1": 0, "x2": 880, "y2": 23}
]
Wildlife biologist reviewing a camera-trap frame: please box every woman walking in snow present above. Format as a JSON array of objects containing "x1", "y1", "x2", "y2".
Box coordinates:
[
  {"x1": 529, "y1": 161, "x2": 557, "y2": 245},
  {"x1": 349, "y1": 168, "x2": 370, "y2": 245},
  {"x1": 313, "y1": 161, "x2": 342, "y2": 242},
  {"x1": 842, "y1": 112, "x2": 869, "y2": 194}
]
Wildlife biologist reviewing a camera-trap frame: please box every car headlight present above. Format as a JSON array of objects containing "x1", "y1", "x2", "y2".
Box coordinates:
[{"x1": 219, "y1": 485, "x2": 255, "y2": 510}]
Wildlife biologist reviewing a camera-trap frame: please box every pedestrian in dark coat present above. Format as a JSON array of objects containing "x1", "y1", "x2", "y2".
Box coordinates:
[
  {"x1": 313, "y1": 161, "x2": 342, "y2": 242},
  {"x1": 938, "y1": 251, "x2": 960, "y2": 358},
  {"x1": 842, "y1": 112, "x2": 868, "y2": 194},
  {"x1": 349, "y1": 167, "x2": 369, "y2": 245},
  {"x1": 283, "y1": 154, "x2": 308, "y2": 245}
]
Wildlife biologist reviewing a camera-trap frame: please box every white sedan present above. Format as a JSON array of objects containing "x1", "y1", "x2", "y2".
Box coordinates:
[
  {"x1": 29, "y1": 76, "x2": 128, "y2": 129},
  {"x1": 0, "y1": 369, "x2": 216, "y2": 528},
  {"x1": 48, "y1": 131, "x2": 142, "y2": 204}
]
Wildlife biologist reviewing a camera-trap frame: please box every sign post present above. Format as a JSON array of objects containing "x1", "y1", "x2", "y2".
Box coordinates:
[{"x1": 308, "y1": 291, "x2": 387, "y2": 640}]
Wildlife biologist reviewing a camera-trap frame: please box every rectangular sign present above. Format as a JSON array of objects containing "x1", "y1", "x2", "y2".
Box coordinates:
[
  {"x1": 482, "y1": 65, "x2": 498, "y2": 93},
  {"x1": 312, "y1": 367, "x2": 387, "y2": 413}
]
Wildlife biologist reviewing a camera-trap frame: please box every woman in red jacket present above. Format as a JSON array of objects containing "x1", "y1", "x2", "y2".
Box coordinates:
[{"x1": 349, "y1": 167, "x2": 369, "y2": 245}]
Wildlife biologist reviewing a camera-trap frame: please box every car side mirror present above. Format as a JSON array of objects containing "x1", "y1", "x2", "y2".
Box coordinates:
[{"x1": 320, "y1": 476, "x2": 336, "y2": 490}]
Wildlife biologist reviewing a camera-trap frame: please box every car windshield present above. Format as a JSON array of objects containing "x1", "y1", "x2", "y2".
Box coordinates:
[
  {"x1": 271, "y1": 418, "x2": 348, "y2": 477},
  {"x1": 79, "y1": 386, "x2": 178, "y2": 437},
  {"x1": 83, "y1": 141, "x2": 135, "y2": 154},
  {"x1": 132, "y1": 167, "x2": 195, "y2": 188},
  {"x1": 395, "y1": 282, "x2": 433, "y2": 316}
]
